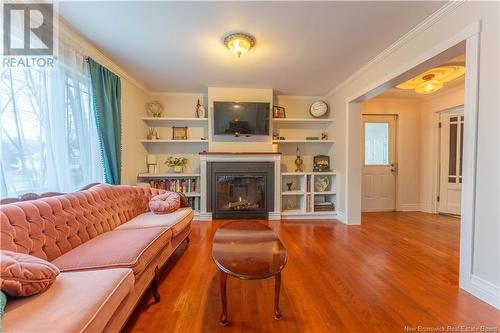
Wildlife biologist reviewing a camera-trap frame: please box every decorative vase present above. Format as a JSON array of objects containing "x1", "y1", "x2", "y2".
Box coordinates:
[{"x1": 174, "y1": 166, "x2": 183, "y2": 173}]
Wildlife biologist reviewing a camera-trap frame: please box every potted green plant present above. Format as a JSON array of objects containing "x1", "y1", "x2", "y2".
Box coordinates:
[{"x1": 165, "y1": 156, "x2": 188, "y2": 173}]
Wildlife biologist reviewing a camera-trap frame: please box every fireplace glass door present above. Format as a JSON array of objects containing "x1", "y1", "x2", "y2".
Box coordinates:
[{"x1": 216, "y1": 175, "x2": 266, "y2": 213}]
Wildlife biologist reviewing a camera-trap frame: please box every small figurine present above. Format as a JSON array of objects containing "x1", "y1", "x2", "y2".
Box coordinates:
[
  {"x1": 196, "y1": 99, "x2": 206, "y2": 118},
  {"x1": 286, "y1": 182, "x2": 293, "y2": 191},
  {"x1": 321, "y1": 132, "x2": 328, "y2": 140},
  {"x1": 294, "y1": 145, "x2": 304, "y2": 172}
]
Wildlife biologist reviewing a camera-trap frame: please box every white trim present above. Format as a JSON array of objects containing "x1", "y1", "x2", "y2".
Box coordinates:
[
  {"x1": 336, "y1": 211, "x2": 347, "y2": 224},
  {"x1": 268, "y1": 212, "x2": 282, "y2": 221},
  {"x1": 198, "y1": 212, "x2": 213, "y2": 221},
  {"x1": 459, "y1": 29, "x2": 480, "y2": 294},
  {"x1": 468, "y1": 275, "x2": 500, "y2": 309},
  {"x1": 397, "y1": 204, "x2": 421, "y2": 212},
  {"x1": 281, "y1": 214, "x2": 337, "y2": 220},
  {"x1": 324, "y1": 0, "x2": 465, "y2": 98}
]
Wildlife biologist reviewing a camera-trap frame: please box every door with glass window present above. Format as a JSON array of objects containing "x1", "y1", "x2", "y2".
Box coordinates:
[
  {"x1": 438, "y1": 109, "x2": 464, "y2": 215},
  {"x1": 362, "y1": 115, "x2": 397, "y2": 212}
]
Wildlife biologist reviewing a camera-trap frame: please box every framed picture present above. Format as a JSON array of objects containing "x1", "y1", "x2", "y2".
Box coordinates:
[
  {"x1": 313, "y1": 155, "x2": 331, "y2": 172},
  {"x1": 172, "y1": 126, "x2": 188, "y2": 140},
  {"x1": 273, "y1": 105, "x2": 286, "y2": 118}
]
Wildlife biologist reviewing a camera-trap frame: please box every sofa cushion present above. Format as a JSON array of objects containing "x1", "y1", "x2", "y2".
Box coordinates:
[
  {"x1": 0, "y1": 184, "x2": 164, "y2": 261},
  {"x1": 116, "y1": 208, "x2": 193, "y2": 237},
  {"x1": 2, "y1": 268, "x2": 134, "y2": 333},
  {"x1": 51, "y1": 227, "x2": 172, "y2": 277},
  {"x1": 149, "y1": 192, "x2": 180, "y2": 214},
  {"x1": 0, "y1": 250, "x2": 60, "y2": 297}
]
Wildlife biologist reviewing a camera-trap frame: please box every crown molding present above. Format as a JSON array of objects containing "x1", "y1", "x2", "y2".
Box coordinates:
[
  {"x1": 324, "y1": 0, "x2": 466, "y2": 98},
  {"x1": 56, "y1": 17, "x2": 150, "y2": 95}
]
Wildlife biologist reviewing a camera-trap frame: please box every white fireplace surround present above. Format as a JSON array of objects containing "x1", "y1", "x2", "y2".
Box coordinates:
[{"x1": 199, "y1": 153, "x2": 281, "y2": 221}]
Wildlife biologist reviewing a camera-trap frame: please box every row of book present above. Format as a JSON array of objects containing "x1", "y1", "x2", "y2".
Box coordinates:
[
  {"x1": 187, "y1": 197, "x2": 200, "y2": 211},
  {"x1": 148, "y1": 178, "x2": 198, "y2": 193}
]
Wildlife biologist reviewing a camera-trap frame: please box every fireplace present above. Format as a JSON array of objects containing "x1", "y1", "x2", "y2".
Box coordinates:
[{"x1": 207, "y1": 162, "x2": 274, "y2": 218}]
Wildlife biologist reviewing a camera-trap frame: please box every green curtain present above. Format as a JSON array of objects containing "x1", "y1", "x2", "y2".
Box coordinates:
[{"x1": 87, "y1": 57, "x2": 121, "y2": 184}]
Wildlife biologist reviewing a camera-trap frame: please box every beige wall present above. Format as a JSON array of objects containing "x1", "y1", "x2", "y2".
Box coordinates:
[
  {"x1": 362, "y1": 99, "x2": 421, "y2": 210},
  {"x1": 121, "y1": 81, "x2": 151, "y2": 185},
  {"x1": 327, "y1": 1, "x2": 499, "y2": 288}
]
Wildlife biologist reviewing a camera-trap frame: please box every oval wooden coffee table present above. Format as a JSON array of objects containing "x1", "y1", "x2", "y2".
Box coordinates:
[{"x1": 212, "y1": 221, "x2": 288, "y2": 326}]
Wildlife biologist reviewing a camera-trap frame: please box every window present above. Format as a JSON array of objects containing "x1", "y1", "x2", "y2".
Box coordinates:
[
  {"x1": 364, "y1": 122, "x2": 389, "y2": 165},
  {"x1": 1, "y1": 45, "x2": 103, "y2": 197}
]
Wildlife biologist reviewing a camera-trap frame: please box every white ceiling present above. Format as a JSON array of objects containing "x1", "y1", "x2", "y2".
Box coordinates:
[
  {"x1": 376, "y1": 54, "x2": 465, "y2": 100},
  {"x1": 59, "y1": 1, "x2": 446, "y2": 95}
]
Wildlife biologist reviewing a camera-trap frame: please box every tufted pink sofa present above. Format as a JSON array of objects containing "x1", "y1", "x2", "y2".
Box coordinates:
[{"x1": 1, "y1": 184, "x2": 193, "y2": 333}]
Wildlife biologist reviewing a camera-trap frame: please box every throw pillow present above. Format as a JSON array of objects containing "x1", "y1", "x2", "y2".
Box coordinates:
[
  {"x1": 0, "y1": 250, "x2": 60, "y2": 297},
  {"x1": 177, "y1": 192, "x2": 190, "y2": 207},
  {"x1": 149, "y1": 191, "x2": 181, "y2": 214}
]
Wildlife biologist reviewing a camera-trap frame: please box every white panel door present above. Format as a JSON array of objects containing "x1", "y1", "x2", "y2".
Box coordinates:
[
  {"x1": 362, "y1": 115, "x2": 397, "y2": 212},
  {"x1": 438, "y1": 110, "x2": 464, "y2": 215}
]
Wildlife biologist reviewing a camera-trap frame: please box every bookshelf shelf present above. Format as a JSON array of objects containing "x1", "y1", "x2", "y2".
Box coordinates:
[{"x1": 280, "y1": 172, "x2": 337, "y2": 220}]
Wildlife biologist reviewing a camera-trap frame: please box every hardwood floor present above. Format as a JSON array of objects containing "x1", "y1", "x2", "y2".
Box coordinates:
[{"x1": 124, "y1": 212, "x2": 500, "y2": 333}]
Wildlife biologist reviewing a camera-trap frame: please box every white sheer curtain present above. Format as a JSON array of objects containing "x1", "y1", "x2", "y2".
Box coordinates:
[{"x1": 1, "y1": 40, "x2": 103, "y2": 197}]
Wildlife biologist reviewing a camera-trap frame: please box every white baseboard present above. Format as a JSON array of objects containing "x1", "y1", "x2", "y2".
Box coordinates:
[
  {"x1": 397, "y1": 203, "x2": 421, "y2": 211},
  {"x1": 268, "y1": 212, "x2": 281, "y2": 220},
  {"x1": 337, "y1": 211, "x2": 347, "y2": 224},
  {"x1": 466, "y1": 275, "x2": 500, "y2": 309},
  {"x1": 281, "y1": 213, "x2": 337, "y2": 220},
  {"x1": 198, "y1": 212, "x2": 213, "y2": 221}
]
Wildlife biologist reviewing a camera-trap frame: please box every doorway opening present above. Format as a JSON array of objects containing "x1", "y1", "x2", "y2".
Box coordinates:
[{"x1": 344, "y1": 22, "x2": 481, "y2": 298}]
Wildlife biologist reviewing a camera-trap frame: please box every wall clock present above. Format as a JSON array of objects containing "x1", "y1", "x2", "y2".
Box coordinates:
[{"x1": 309, "y1": 101, "x2": 329, "y2": 118}]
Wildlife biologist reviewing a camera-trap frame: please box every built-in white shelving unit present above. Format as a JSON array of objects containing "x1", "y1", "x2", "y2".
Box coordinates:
[
  {"x1": 139, "y1": 117, "x2": 207, "y2": 218},
  {"x1": 281, "y1": 172, "x2": 337, "y2": 219}
]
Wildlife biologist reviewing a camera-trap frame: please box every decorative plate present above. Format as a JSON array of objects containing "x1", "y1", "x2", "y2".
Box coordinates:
[
  {"x1": 309, "y1": 101, "x2": 329, "y2": 118},
  {"x1": 314, "y1": 176, "x2": 330, "y2": 192}
]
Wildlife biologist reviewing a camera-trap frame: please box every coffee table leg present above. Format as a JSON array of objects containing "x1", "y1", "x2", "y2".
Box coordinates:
[
  {"x1": 274, "y1": 272, "x2": 282, "y2": 320},
  {"x1": 220, "y1": 271, "x2": 228, "y2": 326}
]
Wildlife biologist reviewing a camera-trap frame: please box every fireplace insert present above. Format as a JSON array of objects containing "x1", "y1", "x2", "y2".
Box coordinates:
[{"x1": 207, "y1": 162, "x2": 274, "y2": 218}]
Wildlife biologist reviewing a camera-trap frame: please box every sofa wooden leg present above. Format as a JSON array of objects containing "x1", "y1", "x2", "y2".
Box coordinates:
[
  {"x1": 152, "y1": 266, "x2": 160, "y2": 303},
  {"x1": 186, "y1": 234, "x2": 190, "y2": 243}
]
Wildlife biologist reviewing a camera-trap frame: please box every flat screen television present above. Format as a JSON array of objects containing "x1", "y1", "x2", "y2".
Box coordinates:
[{"x1": 213, "y1": 101, "x2": 270, "y2": 136}]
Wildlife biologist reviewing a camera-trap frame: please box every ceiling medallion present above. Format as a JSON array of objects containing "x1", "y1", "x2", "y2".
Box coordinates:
[
  {"x1": 223, "y1": 32, "x2": 255, "y2": 58},
  {"x1": 396, "y1": 65, "x2": 465, "y2": 95}
]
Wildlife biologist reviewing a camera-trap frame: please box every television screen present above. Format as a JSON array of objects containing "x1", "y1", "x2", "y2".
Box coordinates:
[{"x1": 213, "y1": 101, "x2": 270, "y2": 136}]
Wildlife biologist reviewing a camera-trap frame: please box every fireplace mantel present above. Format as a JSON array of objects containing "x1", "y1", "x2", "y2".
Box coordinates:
[{"x1": 199, "y1": 153, "x2": 281, "y2": 221}]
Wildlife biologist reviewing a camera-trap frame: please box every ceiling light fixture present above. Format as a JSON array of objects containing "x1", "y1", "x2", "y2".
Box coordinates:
[
  {"x1": 397, "y1": 65, "x2": 465, "y2": 95},
  {"x1": 223, "y1": 32, "x2": 255, "y2": 58}
]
